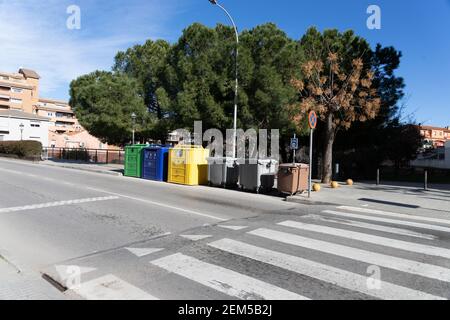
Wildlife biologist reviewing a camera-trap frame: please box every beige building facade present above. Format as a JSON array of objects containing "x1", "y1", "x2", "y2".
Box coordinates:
[{"x1": 0, "y1": 68, "x2": 116, "y2": 149}]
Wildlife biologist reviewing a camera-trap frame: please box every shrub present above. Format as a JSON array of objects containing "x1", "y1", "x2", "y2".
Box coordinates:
[{"x1": 0, "y1": 140, "x2": 43, "y2": 159}]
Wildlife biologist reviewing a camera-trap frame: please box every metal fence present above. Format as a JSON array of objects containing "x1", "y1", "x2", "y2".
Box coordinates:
[{"x1": 42, "y1": 147, "x2": 125, "y2": 164}]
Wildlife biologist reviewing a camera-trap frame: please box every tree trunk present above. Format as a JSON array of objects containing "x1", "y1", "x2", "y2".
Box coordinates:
[{"x1": 322, "y1": 113, "x2": 335, "y2": 184}]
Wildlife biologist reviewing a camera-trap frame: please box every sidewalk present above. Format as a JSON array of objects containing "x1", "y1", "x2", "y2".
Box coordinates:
[
  {"x1": 40, "y1": 160, "x2": 124, "y2": 176},
  {"x1": 0, "y1": 256, "x2": 65, "y2": 300},
  {"x1": 288, "y1": 181, "x2": 450, "y2": 216}
]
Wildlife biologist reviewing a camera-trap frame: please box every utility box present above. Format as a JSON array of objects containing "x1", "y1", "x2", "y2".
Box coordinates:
[
  {"x1": 142, "y1": 146, "x2": 170, "y2": 182},
  {"x1": 207, "y1": 157, "x2": 239, "y2": 187},
  {"x1": 238, "y1": 159, "x2": 278, "y2": 193},
  {"x1": 168, "y1": 146, "x2": 210, "y2": 186},
  {"x1": 277, "y1": 163, "x2": 309, "y2": 195},
  {"x1": 124, "y1": 144, "x2": 148, "y2": 178}
]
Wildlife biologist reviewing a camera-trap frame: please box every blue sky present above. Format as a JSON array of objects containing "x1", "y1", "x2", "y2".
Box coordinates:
[{"x1": 1, "y1": 0, "x2": 449, "y2": 127}]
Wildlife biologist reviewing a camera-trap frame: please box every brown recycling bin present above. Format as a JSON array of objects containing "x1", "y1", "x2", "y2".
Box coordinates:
[{"x1": 277, "y1": 163, "x2": 309, "y2": 195}]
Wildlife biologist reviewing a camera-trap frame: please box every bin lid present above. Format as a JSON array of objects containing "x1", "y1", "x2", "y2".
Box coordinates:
[{"x1": 237, "y1": 158, "x2": 278, "y2": 165}]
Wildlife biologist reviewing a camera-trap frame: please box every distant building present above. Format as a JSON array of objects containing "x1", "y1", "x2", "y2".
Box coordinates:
[
  {"x1": 418, "y1": 125, "x2": 450, "y2": 149},
  {"x1": 412, "y1": 141, "x2": 450, "y2": 169},
  {"x1": 0, "y1": 109, "x2": 50, "y2": 146},
  {"x1": 0, "y1": 68, "x2": 115, "y2": 149}
]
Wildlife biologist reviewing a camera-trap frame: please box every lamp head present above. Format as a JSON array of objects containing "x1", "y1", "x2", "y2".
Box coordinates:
[{"x1": 208, "y1": 0, "x2": 217, "y2": 4}]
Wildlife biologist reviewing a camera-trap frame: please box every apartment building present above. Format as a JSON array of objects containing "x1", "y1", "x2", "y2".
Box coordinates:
[
  {"x1": 0, "y1": 69, "x2": 39, "y2": 114},
  {"x1": 418, "y1": 125, "x2": 450, "y2": 148},
  {"x1": 0, "y1": 68, "x2": 114, "y2": 149}
]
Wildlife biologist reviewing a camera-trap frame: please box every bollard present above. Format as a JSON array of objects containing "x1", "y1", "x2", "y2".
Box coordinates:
[
  {"x1": 376, "y1": 168, "x2": 380, "y2": 186},
  {"x1": 424, "y1": 170, "x2": 428, "y2": 191}
]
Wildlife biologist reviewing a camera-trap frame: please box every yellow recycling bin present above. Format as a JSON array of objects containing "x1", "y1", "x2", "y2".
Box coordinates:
[{"x1": 168, "y1": 145, "x2": 210, "y2": 186}]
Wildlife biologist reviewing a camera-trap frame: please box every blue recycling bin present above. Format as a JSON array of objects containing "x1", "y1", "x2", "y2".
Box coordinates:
[{"x1": 142, "y1": 146, "x2": 170, "y2": 181}]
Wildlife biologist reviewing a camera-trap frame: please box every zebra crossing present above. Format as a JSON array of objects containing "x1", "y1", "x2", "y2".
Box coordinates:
[{"x1": 64, "y1": 205, "x2": 450, "y2": 300}]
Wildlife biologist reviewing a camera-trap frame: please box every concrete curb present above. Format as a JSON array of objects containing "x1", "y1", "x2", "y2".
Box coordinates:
[{"x1": 39, "y1": 162, "x2": 123, "y2": 177}]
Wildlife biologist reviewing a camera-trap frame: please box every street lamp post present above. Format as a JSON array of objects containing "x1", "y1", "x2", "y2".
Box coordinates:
[
  {"x1": 131, "y1": 112, "x2": 137, "y2": 145},
  {"x1": 208, "y1": 0, "x2": 239, "y2": 158},
  {"x1": 19, "y1": 123, "x2": 24, "y2": 141}
]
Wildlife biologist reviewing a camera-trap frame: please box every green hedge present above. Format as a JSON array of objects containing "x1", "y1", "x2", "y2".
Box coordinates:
[{"x1": 0, "y1": 140, "x2": 43, "y2": 159}]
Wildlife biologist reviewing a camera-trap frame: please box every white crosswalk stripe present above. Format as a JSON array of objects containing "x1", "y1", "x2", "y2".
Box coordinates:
[
  {"x1": 151, "y1": 253, "x2": 308, "y2": 300},
  {"x1": 248, "y1": 228, "x2": 450, "y2": 283},
  {"x1": 278, "y1": 220, "x2": 450, "y2": 259},
  {"x1": 307, "y1": 213, "x2": 437, "y2": 240},
  {"x1": 337, "y1": 206, "x2": 450, "y2": 227},
  {"x1": 71, "y1": 274, "x2": 158, "y2": 300},
  {"x1": 322, "y1": 210, "x2": 447, "y2": 235},
  {"x1": 209, "y1": 238, "x2": 444, "y2": 300}
]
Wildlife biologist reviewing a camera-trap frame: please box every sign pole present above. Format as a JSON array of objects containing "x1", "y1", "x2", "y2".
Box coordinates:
[
  {"x1": 307, "y1": 110, "x2": 317, "y2": 198},
  {"x1": 308, "y1": 128, "x2": 313, "y2": 198},
  {"x1": 293, "y1": 133, "x2": 296, "y2": 164}
]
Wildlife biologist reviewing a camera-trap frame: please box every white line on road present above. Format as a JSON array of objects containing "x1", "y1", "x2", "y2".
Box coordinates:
[
  {"x1": 180, "y1": 235, "x2": 212, "y2": 241},
  {"x1": 311, "y1": 212, "x2": 437, "y2": 240},
  {"x1": 0, "y1": 196, "x2": 119, "y2": 214},
  {"x1": 151, "y1": 253, "x2": 307, "y2": 300},
  {"x1": 0, "y1": 165, "x2": 229, "y2": 222},
  {"x1": 322, "y1": 210, "x2": 450, "y2": 235},
  {"x1": 337, "y1": 206, "x2": 450, "y2": 226},
  {"x1": 218, "y1": 225, "x2": 248, "y2": 231},
  {"x1": 86, "y1": 187, "x2": 227, "y2": 222},
  {"x1": 70, "y1": 274, "x2": 158, "y2": 300},
  {"x1": 278, "y1": 220, "x2": 450, "y2": 260},
  {"x1": 209, "y1": 238, "x2": 444, "y2": 300},
  {"x1": 248, "y1": 228, "x2": 450, "y2": 283}
]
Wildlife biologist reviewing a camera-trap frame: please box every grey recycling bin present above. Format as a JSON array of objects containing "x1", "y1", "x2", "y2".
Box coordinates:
[
  {"x1": 238, "y1": 159, "x2": 278, "y2": 193},
  {"x1": 207, "y1": 157, "x2": 239, "y2": 187}
]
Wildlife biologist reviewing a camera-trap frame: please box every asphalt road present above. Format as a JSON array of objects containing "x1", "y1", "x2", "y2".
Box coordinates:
[{"x1": 1, "y1": 158, "x2": 450, "y2": 300}]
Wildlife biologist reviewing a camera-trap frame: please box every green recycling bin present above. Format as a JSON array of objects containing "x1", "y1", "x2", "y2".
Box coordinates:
[{"x1": 124, "y1": 144, "x2": 148, "y2": 177}]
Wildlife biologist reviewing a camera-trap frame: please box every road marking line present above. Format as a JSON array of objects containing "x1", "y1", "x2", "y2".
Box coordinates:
[
  {"x1": 0, "y1": 166, "x2": 228, "y2": 222},
  {"x1": 313, "y1": 212, "x2": 437, "y2": 240},
  {"x1": 278, "y1": 220, "x2": 450, "y2": 259},
  {"x1": 71, "y1": 274, "x2": 158, "y2": 300},
  {"x1": 0, "y1": 196, "x2": 119, "y2": 213},
  {"x1": 180, "y1": 235, "x2": 212, "y2": 241},
  {"x1": 125, "y1": 248, "x2": 164, "y2": 258},
  {"x1": 218, "y1": 225, "x2": 248, "y2": 231},
  {"x1": 151, "y1": 253, "x2": 307, "y2": 300},
  {"x1": 248, "y1": 228, "x2": 450, "y2": 283},
  {"x1": 337, "y1": 206, "x2": 450, "y2": 226},
  {"x1": 323, "y1": 210, "x2": 450, "y2": 235},
  {"x1": 86, "y1": 187, "x2": 227, "y2": 222},
  {"x1": 209, "y1": 238, "x2": 444, "y2": 300}
]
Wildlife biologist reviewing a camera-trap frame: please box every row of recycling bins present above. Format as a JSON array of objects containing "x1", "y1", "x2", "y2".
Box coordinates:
[{"x1": 124, "y1": 144, "x2": 309, "y2": 195}]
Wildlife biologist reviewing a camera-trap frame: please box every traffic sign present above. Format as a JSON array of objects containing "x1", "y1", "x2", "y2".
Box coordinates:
[
  {"x1": 308, "y1": 111, "x2": 317, "y2": 129},
  {"x1": 290, "y1": 138, "x2": 299, "y2": 150}
]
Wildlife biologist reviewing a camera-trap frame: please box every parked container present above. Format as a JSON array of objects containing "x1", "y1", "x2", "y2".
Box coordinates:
[
  {"x1": 168, "y1": 146, "x2": 210, "y2": 186},
  {"x1": 238, "y1": 159, "x2": 278, "y2": 193},
  {"x1": 207, "y1": 157, "x2": 239, "y2": 187},
  {"x1": 124, "y1": 144, "x2": 148, "y2": 178},
  {"x1": 142, "y1": 146, "x2": 170, "y2": 181},
  {"x1": 277, "y1": 163, "x2": 309, "y2": 195}
]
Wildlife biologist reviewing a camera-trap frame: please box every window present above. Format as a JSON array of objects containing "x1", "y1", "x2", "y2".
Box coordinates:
[
  {"x1": 11, "y1": 87, "x2": 23, "y2": 93},
  {"x1": 1, "y1": 76, "x2": 8, "y2": 80},
  {"x1": 10, "y1": 98, "x2": 22, "y2": 104},
  {"x1": 30, "y1": 123, "x2": 40, "y2": 128},
  {"x1": 48, "y1": 112, "x2": 53, "y2": 117}
]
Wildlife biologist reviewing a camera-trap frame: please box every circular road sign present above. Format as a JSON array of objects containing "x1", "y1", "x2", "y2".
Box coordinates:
[{"x1": 308, "y1": 111, "x2": 317, "y2": 129}]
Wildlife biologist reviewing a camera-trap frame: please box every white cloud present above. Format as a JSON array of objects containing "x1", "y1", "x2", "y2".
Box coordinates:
[{"x1": 0, "y1": 0, "x2": 180, "y2": 100}]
